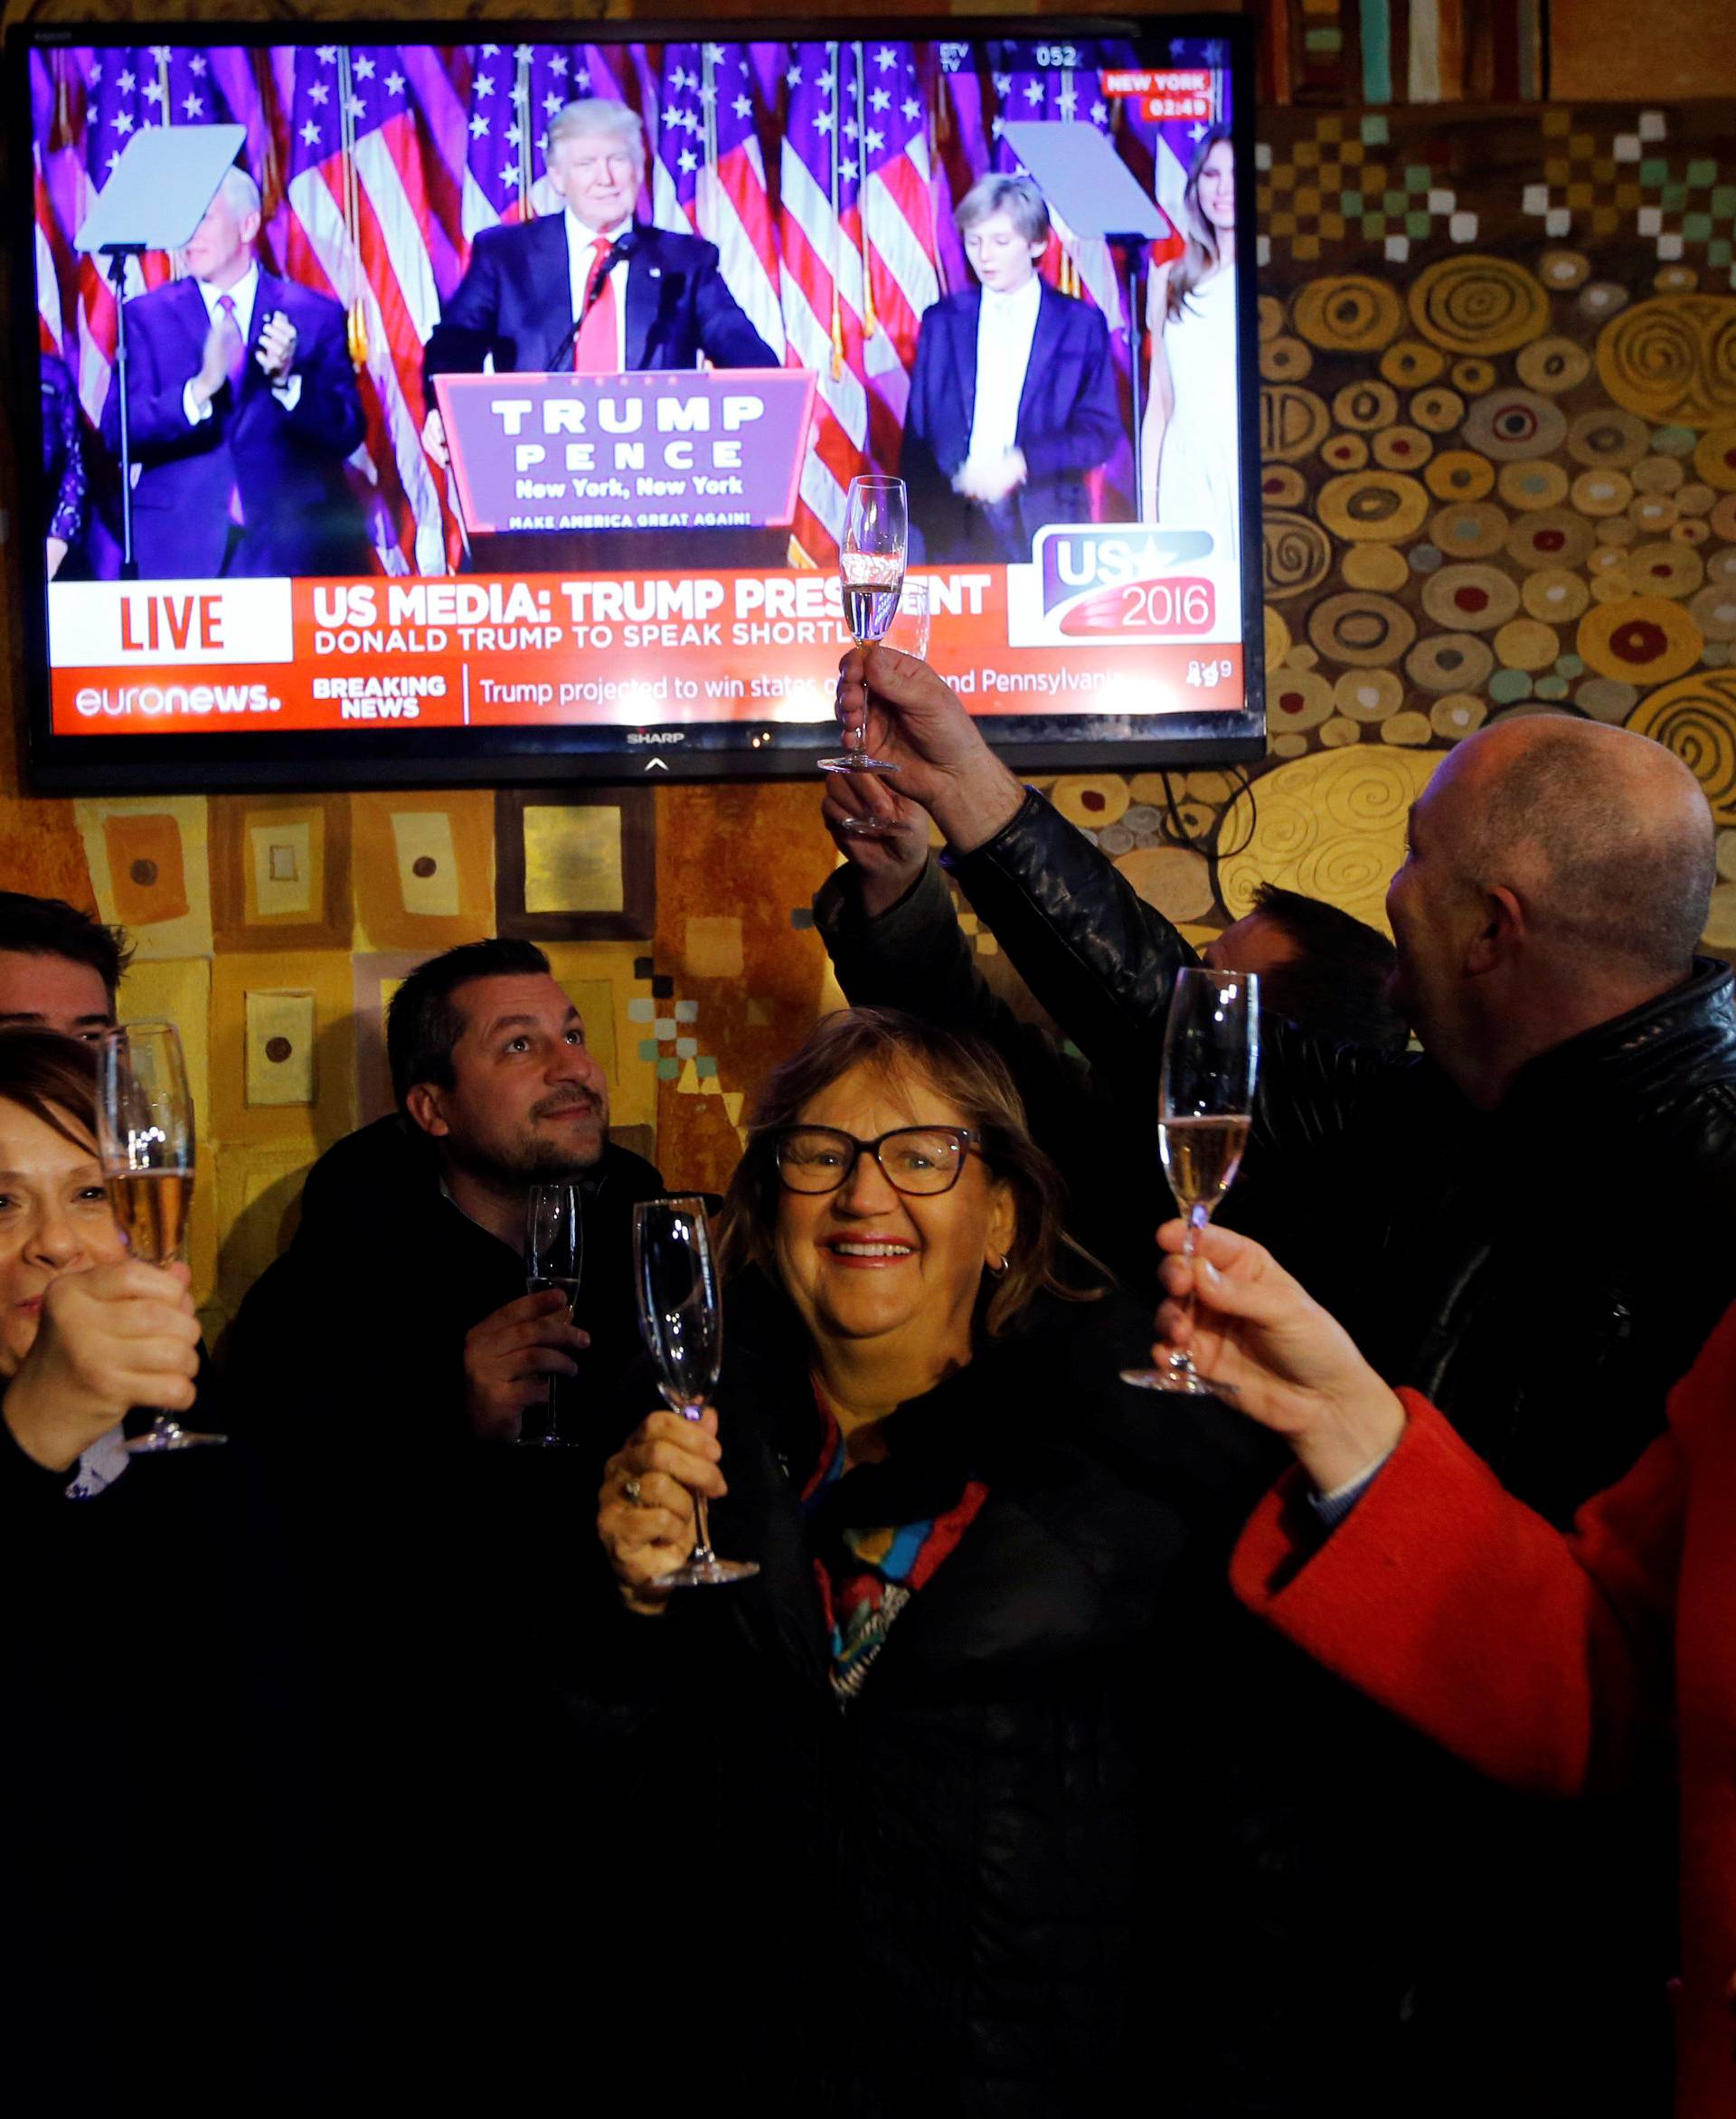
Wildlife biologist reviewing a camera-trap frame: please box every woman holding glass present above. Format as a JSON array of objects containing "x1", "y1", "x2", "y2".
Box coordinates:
[
  {"x1": 0, "y1": 1033, "x2": 201, "y2": 1486},
  {"x1": 596, "y1": 1007, "x2": 1277, "y2": 2113},
  {"x1": 1144, "y1": 1214, "x2": 1736, "y2": 2117},
  {"x1": 0, "y1": 1031, "x2": 320, "y2": 2107}
]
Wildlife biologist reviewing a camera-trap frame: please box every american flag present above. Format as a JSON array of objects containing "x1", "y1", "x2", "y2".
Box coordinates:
[
  {"x1": 30, "y1": 36, "x2": 1199, "y2": 577},
  {"x1": 461, "y1": 43, "x2": 638, "y2": 237},
  {"x1": 653, "y1": 43, "x2": 785, "y2": 367},
  {"x1": 778, "y1": 40, "x2": 943, "y2": 565}
]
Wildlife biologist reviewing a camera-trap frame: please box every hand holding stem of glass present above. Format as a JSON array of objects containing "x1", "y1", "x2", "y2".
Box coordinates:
[
  {"x1": 97, "y1": 1020, "x2": 226, "y2": 1452},
  {"x1": 818, "y1": 475, "x2": 907, "y2": 777},
  {"x1": 1121, "y1": 970, "x2": 1260, "y2": 1395},
  {"x1": 631, "y1": 1198, "x2": 759, "y2": 1589}
]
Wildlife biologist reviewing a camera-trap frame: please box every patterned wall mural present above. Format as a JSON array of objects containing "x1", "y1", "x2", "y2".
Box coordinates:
[{"x1": 3, "y1": 85, "x2": 1736, "y2": 1339}]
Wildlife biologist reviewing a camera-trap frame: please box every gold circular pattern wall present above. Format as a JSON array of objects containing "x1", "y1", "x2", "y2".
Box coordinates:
[
  {"x1": 1407, "y1": 255, "x2": 1551, "y2": 355},
  {"x1": 1596, "y1": 298, "x2": 1736, "y2": 430},
  {"x1": 1260, "y1": 383, "x2": 1333, "y2": 462},
  {"x1": 1217, "y1": 749, "x2": 1438, "y2": 933},
  {"x1": 1628, "y1": 673, "x2": 1736, "y2": 826},
  {"x1": 1261, "y1": 511, "x2": 1336, "y2": 600},
  {"x1": 1293, "y1": 276, "x2": 1408, "y2": 353}
]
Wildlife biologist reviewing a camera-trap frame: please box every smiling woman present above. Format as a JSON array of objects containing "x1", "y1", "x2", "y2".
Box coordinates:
[
  {"x1": 593, "y1": 1007, "x2": 1282, "y2": 2114},
  {"x1": 0, "y1": 1033, "x2": 201, "y2": 1479}
]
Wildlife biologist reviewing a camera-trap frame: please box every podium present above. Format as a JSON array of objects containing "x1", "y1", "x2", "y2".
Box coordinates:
[{"x1": 433, "y1": 367, "x2": 816, "y2": 574}]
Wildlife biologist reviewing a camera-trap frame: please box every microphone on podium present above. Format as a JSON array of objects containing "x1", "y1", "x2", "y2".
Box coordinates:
[{"x1": 548, "y1": 228, "x2": 637, "y2": 370}]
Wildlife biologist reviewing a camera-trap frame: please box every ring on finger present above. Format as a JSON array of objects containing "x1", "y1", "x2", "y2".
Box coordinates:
[{"x1": 622, "y1": 1474, "x2": 646, "y2": 1506}]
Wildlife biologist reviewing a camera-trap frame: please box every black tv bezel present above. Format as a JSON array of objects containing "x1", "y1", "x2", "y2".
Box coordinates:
[{"x1": 9, "y1": 14, "x2": 1265, "y2": 793}]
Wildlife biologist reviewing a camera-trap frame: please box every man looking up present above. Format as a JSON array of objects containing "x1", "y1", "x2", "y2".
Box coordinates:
[
  {"x1": 820, "y1": 653, "x2": 1735, "y2": 2117},
  {"x1": 0, "y1": 891, "x2": 128, "y2": 1042},
  {"x1": 222, "y1": 937, "x2": 664, "y2": 2101},
  {"x1": 226, "y1": 935, "x2": 661, "y2": 1449},
  {"x1": 99, "y1": 164, "x2": 371, "y2": 581}
]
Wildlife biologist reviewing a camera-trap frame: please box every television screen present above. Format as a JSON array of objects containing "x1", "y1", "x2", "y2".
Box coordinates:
[{"x1": 14, "y1": 16, "x2": 1263, "y2": 790}]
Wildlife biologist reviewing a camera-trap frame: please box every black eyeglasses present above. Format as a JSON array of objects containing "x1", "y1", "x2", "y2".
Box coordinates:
[{"x1": 769, "y1": 1125, "x2": 980, "y2": 1197}]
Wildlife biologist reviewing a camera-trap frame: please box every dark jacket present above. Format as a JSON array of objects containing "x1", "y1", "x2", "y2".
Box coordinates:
[
  {"x1": 99, "y1": 270, "x2": 371, "y2": 580},
  {"x1": 41, "y1": 350, "x2": 86, "y2": 550},
  {"x1": 820, "y1": 791, "x2": 1736, "y2": 2113},
  {"x1": 422, "y1": 216, "x2": 778, "y2": 382},
  {"x1": 0, "y1": 1405, "x2": 324, "y2": 2111},
  {"x1": 223, "y1": 1112, "x2": 664, "y2": 1456},
  {"x1": 219, "y1": 1116, "x2": 665, "y2": 2102},
  {"x1": 604, "y1": 1274, "x2": 1280, "y2": 2115},
  {"x1": 901, "y1": 282, "x2": 1122, "y2": 565}
]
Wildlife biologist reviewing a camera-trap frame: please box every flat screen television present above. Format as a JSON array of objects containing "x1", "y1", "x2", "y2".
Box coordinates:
[{"x1": 12, "y1": 14, "x2": 1263, "y2": 790}]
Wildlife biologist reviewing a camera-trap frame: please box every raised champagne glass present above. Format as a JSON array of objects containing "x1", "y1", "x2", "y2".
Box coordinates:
[
  {"x1": 818, "y1": 474, "x2": 907, "y2": 776},
  {"x1": 97, "y1": 1020, "x2": 225, "y2": 1452},
  {"x1": 1121, "y1": 969, "x2": 1260, "y2": 1394},
  {"x1": 522, "y1": 1180, "x2": 583, "y2": 1447},
  {"x1": 832, "y1": 579, "x2": 931, "y2": 839},
  {"x1": 632, "y1": 1197, "x2": 758, "y2": 1589}
]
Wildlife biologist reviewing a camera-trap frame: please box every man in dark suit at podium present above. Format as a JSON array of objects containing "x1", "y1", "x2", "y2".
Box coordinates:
[
  {"x1": 902, "y1": 175, "x2": 1122, "y2": 566},
  {"x1": 421, "y1": 97, "x2": 780, "y2": 573},
  {"x1": 421, "y1": 98, "x2": 777, "y2": 460},
  {"x1": 99, "y1": 166, "x2": 371, "y2": 581}
]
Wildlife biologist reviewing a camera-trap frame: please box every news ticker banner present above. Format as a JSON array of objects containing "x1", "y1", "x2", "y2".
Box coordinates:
[
  {"x1": 432, "y1": 369, "x2": 816, "y2": 536},
  {"x1": 47, "y1": 526, "x2": 1244, "y2": 737}
]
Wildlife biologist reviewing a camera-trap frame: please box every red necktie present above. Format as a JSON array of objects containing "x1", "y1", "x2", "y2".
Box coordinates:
[{"x1": 573, "y1": 235, "x2": 618, "y2": 374}]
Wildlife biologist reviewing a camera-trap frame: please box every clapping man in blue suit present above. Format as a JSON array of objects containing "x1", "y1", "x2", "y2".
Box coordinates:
[
  {"x1": 99, "y1": 166, "x2": 371, "y2": 581},
  {"x1": 901, "y1": 175, "x2": 1122, "y2": 565}
]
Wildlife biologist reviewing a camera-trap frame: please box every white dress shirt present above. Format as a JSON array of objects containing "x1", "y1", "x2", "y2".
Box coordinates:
[
  {"x1": 967, "y1": 273, "x2": 1042, "y2": 465},
  {"x1": 564, "y1": 212, "x2": 631, "y2": 370},
  {"x1": 183, "y1": 262, "x2": 301, "y2": 424}
]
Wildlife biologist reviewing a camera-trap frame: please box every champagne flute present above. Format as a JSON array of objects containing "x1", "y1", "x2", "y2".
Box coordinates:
[
  {"x1": 632, "y1": 1197, "x2": 758, "y2": 1589},
  {"x1": 818, "y1": 474, "x2": 907, "y2": 776},
  {"x1": 833, "y1": 581, "x2": 931, "y2": 841},
  {"x1": 522, "y1": 1181, "x2": 583, "y2": 1448},
  {"x1": 96, "y1": 1021, "x2": 225, "y2": 1452},
  {"x1": 1122, "y1": 969, "x2": 1260, "y2": 1394}
]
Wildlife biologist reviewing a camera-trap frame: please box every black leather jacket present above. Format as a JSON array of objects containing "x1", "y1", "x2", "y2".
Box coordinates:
[{"x1": 823, "y1": 787, "x2": 1736, "y2": 1529}]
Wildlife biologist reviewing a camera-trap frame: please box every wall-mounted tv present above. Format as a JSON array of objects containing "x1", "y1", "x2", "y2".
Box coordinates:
[{"x1": 13, "y1": 14, "x2": 1263, "y2": 790}]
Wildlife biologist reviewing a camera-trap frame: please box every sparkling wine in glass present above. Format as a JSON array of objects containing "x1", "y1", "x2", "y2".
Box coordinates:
[
  {"x1": 523, "y1": 1181, "x2": 583, "y2": 1448},
  {"x1": 833, "y1": 581, "x2": 931, "y2": 841},
  {"x1": 1122, "y1": 969, "x2": 1260, "y2": 1394},
  {"x1": 632, "y1": 1197, "x2": 758, "y2": 1589},
  {"x1": 97, "y1": 1021, "x2": 225, "y2": 1452},
  {"x1": 818, "y1": 475, "x2": 907, "y2": 777}
]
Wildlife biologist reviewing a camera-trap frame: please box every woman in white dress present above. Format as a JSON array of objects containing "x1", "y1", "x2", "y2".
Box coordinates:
[{"x1": 1140, "y1": 128, "x2": 1240, "y2": 563}]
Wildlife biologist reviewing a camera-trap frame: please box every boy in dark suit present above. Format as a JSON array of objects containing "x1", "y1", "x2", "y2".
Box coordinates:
[
  {"x1": 99, "y1": 166, "x2": 371, "y2": 581},
  {"x1": 901, "y1": 175, "x2": 1121, "y2": 565}
]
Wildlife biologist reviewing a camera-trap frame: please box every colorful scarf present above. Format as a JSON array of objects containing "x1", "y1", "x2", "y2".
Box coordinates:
[{"x1": 802, "y1": 1376, "x2": 988, "y2": 1703}]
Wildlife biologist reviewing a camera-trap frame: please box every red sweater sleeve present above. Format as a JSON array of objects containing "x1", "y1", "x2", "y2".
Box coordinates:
[{"x1": 1230, "y1": 1386, "x2": 1687, "y2": 1796}]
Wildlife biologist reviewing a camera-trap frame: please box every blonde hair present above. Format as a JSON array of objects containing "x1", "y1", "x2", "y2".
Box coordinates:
[
  {"x1": 956, "y1": 173, "x2": 1050, "y2": 247},
  {"x1": 546, "y1": 99, "x2": 644, "y2": 166},
  {"x1": 718, "y1": 1007, "x2": 1100, "y2": 1339},
  {"x1": 1165, "y1": 125, "x2": 1232, "y2": 324}
]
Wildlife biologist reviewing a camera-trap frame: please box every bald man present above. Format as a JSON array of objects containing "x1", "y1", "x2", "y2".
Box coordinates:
[{"x1": 816, "y1": 653, "x2": 1734, "y2": 2116}]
